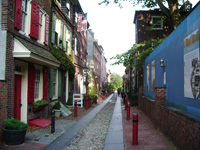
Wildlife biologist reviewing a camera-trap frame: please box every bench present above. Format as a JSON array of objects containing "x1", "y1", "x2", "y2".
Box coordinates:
[{"x1": 73, "y1": 93, "x2": 83, "y2": 107}]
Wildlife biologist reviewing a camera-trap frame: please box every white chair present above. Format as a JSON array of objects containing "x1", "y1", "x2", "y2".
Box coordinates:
[{"x1": 73, "y1": 93, "x2": 83, "y2": 107}]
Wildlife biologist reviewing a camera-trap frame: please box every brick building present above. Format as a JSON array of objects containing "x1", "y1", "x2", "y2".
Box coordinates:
[
  {"x1": 87, "y1": 29, "x2": 104, "y2": 95},
  {"x1": 141, "y1": 1, "x2": 200, "y2": 149},
  {"x1": 0, "y1": 0, "x2": 89, "y2": 138}
]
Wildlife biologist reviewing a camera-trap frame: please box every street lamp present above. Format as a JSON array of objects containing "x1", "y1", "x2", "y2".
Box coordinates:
[{"x1": 83, "y1": 65, "x2": 89, "y2": 110}]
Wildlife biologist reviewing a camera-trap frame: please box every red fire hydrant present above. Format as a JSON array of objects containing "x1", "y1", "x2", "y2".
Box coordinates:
[
  {"x1": 74, "y1": 101, "x2": 77, "y2": 117},
  {"x1": 132, "y1": 113, "x2": 138, "y2": 145},
  {"x1": 127, "y1": 102, "x2": 130, "y2": 120},
  {"x1": 125, "y1": 97, "x2": 127, "y2": 111}
]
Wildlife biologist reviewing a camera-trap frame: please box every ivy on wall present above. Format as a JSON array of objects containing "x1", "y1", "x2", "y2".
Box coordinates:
[{"x1": 50, "y1": 45, "x2": 75, "y2": 80}]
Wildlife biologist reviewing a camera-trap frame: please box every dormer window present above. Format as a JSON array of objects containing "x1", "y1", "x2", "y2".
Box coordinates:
[{"x1": 151, "y1": 16, "x2": 163, "y2": 30}]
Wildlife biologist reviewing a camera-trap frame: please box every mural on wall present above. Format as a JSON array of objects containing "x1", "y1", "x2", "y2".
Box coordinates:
[{"x1": 184, "y1": 29, "x2": 200, "y2": 99}]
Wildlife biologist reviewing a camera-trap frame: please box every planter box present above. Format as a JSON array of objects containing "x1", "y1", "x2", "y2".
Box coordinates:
[{"x1": 32, "y1": 104, "x2": 48, "y2": 113}]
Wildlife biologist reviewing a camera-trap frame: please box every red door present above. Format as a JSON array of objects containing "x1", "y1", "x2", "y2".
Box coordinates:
[{"x1": 14, "y1": 75, "x2": 22, "y2": 120}]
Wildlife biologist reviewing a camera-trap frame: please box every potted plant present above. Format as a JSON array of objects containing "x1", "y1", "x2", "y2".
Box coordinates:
[
  {"x1": 53, "y1": 101, "x2": 61, "y2": 117},
  {"x1": 31, "y1": 99, "x2": 48, "y2": 113},
  {"x1": 3, "y1": 118, "x2": 28, "y2": 145}
]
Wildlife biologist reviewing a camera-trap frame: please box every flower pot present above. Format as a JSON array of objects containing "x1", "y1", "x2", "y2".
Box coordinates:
[
  {"x1": 54, "y1": 109, "x2": 61, "y2": 117},
  {"x1": 3, "y1": 128, "x2": 26, "y2": 145},
  {"x1": 32, "y1": 104, "x2": 48, "y2": 113}
]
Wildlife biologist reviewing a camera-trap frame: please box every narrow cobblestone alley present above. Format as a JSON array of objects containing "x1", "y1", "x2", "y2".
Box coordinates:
[{"x1": 65, "y1": 94, "x2": 117, "y2": 150}]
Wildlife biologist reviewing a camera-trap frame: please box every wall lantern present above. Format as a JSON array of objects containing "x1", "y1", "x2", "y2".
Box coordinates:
[{"x1": 160, "y1": 59, "x2": 165, "y2": 68}]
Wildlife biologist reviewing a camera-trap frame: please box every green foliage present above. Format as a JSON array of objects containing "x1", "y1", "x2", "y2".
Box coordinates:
[
  {"x1": 110, "y1": 73, "x2": 123, "y2": 90},
  {"x1": 5, "y1": 118, "x2": 28, "y2": 130},
  {"x1": 33, "y1": 99, "x2": 47, "y2": 106},
  {"x1": 111, "y1": 38, "x2": 165, "y2": 70},
  {"x1": 66, "y1": 97, "x2": 73, "y2": 105},
  {"x1": 127, "y1": 92, "x2": 138, "y2": 106},
  {"x1": 88, "y1": 85, "x2": 98, "y2": 102},
  {"x1": 53, "y1": 101, "x2": 61, "y2": 110},
  {"x1": 50, "y1": 45, "x2": 75, "y2": 80}
]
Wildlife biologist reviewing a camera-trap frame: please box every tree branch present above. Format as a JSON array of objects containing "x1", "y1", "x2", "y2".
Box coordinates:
[{"x1": 155, "y1": 0, "x2": 170, "y2": 17}]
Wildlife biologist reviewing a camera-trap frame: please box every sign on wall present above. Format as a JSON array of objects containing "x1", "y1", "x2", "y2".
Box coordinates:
[{"x1": 184, "y1": 29, "x2": 200, "y2": 99}]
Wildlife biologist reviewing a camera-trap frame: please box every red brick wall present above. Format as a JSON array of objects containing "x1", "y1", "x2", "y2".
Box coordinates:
[
  {"x1": 138, "y1": 87, "x2": 200, "y2": 150},
  {"x1": 0, "y1": 81, "x2": 8, "y2": 139}
]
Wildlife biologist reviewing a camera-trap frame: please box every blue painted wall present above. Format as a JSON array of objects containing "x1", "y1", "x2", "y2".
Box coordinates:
[{"x1": 143, "y1": 2, "x2": 200, "y2": 117}]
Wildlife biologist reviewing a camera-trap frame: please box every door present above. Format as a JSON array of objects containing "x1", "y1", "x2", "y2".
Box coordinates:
[{"x1": 14, "y1": 75, "x2": 22, "y2": 120}]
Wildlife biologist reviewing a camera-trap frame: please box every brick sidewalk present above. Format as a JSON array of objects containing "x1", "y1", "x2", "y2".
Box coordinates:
[{"x1": 122, "y1": 105, "x2": 177, "y2": 150}]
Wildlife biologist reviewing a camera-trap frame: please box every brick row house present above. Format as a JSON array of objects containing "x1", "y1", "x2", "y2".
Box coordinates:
[
  {"x1": 87, "y1": 29, "x2": 103, "y2": 95},
  {"x1": 73, "y1": 2, "x2": 87, "y2": 94},
  {"x1": 0, "y1": 0, "x2": 90, "y2": 138}
]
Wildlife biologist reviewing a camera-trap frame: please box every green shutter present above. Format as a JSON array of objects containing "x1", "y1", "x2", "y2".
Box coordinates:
[
  {"x1": 49, "y1": 68, "x2": 54, "y2": 99},
  {"x1": 58, "y1": 69, "x2": 62, "y2": 97},
  {"x1": 51, "y1": 13, "x2": 56, "y2": 44}
]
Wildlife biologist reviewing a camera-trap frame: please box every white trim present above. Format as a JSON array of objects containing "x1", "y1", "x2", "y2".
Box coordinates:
[
  {"x1": 0, "y1": 31, "x2": 7, "y2": 80},
  {"x1": 13, "y1": 38, "x2": 60, "y2": 67},
  {"x1": 34, "y1": 65, "x2": 43, "y2": 101}
]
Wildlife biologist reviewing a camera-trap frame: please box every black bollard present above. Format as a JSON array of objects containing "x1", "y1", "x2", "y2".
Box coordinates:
[{"x1": 51, "y1": 109, "x2": 55, "y2": 133}]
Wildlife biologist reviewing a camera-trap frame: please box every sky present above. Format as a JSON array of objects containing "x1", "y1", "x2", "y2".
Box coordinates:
[{"x1": 79, "y1": 0, "x2": 200, "y2": 76}]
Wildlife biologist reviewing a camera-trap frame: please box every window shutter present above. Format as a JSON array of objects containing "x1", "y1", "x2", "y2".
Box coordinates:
[
  {"x1": 49, "y1": 68, "x2": 54, "y2": 99},
  {"x1": 51, "y1": 13, "x2": 56, "y2": 44},
  {"x1": 14, "y1": 0, "x2": 22, "y2": 30},
  {"x1": 44, "y1": 14, "x2": 49, "y2": 45},
  {"x1": 58, "y1": 69, "x2": 61, "y2": 97},
  {"x1": 28, "y1": 64, "x2": 35, "y2": 103},
  {"x1": 43, "y1": 68, "x2": 48, "y2": 100},
  {"x1": 30, "y1": 1, "x2": 40, "y2": 39}
]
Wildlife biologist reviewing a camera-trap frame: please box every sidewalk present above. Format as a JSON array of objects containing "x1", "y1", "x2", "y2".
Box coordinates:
[
  {"x1": 0, "y1": 94, "x2": 113, "y2": 150},
  {"x1": 122, "y1": 101, "x2": 177, "y2": 150}
]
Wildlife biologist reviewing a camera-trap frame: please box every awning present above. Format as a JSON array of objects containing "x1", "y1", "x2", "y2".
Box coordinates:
[{"x1": 13, "y1": 36, "x2": 60, "y2": 67}]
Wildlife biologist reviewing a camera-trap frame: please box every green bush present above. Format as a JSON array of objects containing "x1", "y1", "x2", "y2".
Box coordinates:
[
  {"x1": 53, "y1": 101, "x2": 61, "y2": 110},
  {"x1": 5, "y1": 118, "x2": 28, "y2": 130},
  {"x1": 66, "y1": 97, "x2": 73, "y2": 105},
  {"x1": 33, "y1": 99, "x2": 47, "y2": 106},
  {"x1": 88, "y1": 85, "x2": 98, "y2": 102}
]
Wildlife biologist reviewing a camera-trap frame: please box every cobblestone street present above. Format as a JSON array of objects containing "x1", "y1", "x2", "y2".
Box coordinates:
[{"x1": 65, "y1": 94, "x2": 117, "y2": 150}]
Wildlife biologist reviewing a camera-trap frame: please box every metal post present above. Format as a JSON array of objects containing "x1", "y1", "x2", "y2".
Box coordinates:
[
  {"x1": 132, "y1": 113, "x2": 138, "y2": 145},
  {"x1": 85, "y1": 74, "x2": 88, "y2": 110},
  {"x1": 51, "y1": 109, "x2": 55, "y2": 133},
  {"x1": 127, "y1": 102, "x2": 130, "y2": 120},
  {"x1": 74, "y1": 101, "x2": 77, "y2": 117}
]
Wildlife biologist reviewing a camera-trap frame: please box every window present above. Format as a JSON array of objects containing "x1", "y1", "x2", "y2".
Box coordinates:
[
  {"x1": 74, "y1": 37, "x2": 77, "y2": 55},
  {"x1": 14, "y1": 0, "x2": 48, "y2": 44},
  {"x1": 21, "y1": 0, "x2": 28, "y2": 32},
  {"x1": 147, "y1": 65, "x2": 150, "y2": 91},
  {"x1": 53, "y1": 69, "x2": 57, "y2": 97},
  {"x1": 151, "y1": 16, "x2": 163, "y2": 29},
  {"x1": 34, "y1": 69, "x2": 40, "y2": 99},
  {"x1": 151, "y1": 61, "x2": 155, "y2": 92},
  {"x1": 66, "y1": 1, "x2": 70, "y2": 17},
  {"x1": 80, "y1": 43, "x2": 82, "y2": 58},
  {"x1": 75, "y1": 12, "x2": 78, "y2": 23},
  {"x1": 39, "y1": 11, "x2": 43, "y2": 41}
]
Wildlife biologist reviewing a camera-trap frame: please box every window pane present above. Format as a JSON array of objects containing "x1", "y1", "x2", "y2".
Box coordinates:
[{"x1": 35, "y1": 69, "x2": 40, "y2": 99}]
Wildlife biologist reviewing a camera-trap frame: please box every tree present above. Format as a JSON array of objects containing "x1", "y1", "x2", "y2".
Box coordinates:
[
  {"x1": 99, "y1": 0, "x2": 191, "y2": 30},
  {"x1": 110, "y1": 73, "x2": 123, "y2": 90}
]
